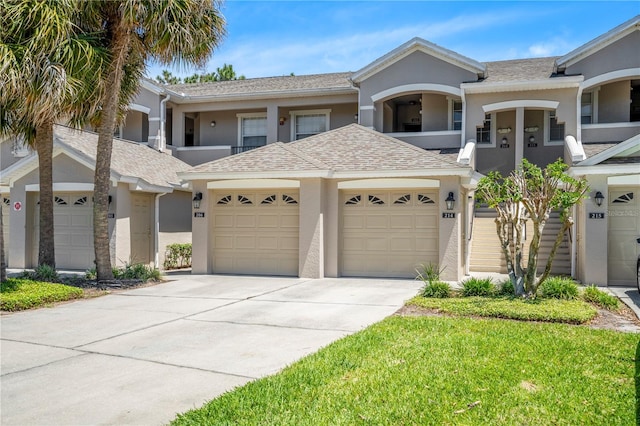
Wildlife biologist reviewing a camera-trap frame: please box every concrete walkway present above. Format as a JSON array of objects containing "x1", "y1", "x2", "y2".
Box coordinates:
[
  {"x1": 608, "y1": 286, "x2": 640, "y2": 319},
  {"x1": 0, "y1": 275, "x2": 421, "y2": 425}
]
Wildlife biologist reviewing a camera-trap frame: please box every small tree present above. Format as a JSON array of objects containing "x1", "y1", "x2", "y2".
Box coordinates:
[{"x1": 476, "y1": 159, "x2": 588, "y2": 297}]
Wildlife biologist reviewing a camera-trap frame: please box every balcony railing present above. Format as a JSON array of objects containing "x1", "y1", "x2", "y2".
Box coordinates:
[{"x1": 231, "y1": 145, "x2": 265, "y2": 155}]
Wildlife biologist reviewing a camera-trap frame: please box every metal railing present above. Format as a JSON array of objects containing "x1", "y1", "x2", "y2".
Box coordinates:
[{"x1": 231, "y1": 145, "x2": 264, "y2": 155}]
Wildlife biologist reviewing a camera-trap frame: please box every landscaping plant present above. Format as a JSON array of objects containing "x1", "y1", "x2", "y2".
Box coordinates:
[
  {"x1": 537, "y1": 276, "x2": 579, "y2": 300},
  {"x1": 163, "y1": 243, "x2": 192, "y2": 270},
  {"x1": 416, "y1": 263, "x2": 450, "y2": 298},
  {"x1": 581, "y1": 285, "x2": 620, "y2": 311},
  {"x1": 461, "y1": 277, "x2": 495, "y2": 297},
  {"x1": 1, "y1": 278, "x2": 83, "y2": 311},
  {"x1": 476, "y1": 159, "x2": 588, "y2": 297}
]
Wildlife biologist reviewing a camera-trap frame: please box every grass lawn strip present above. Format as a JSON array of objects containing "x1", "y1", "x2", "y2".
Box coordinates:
[
  {"x1": 172, "y1": 316, "x2": 637, "y2": 425},
  {"x1": 407, "y1": 295, "x2": 598, "y2": 324},
  {"x1": 0, "y1": 278, "x2": 84, "y2": 311}
]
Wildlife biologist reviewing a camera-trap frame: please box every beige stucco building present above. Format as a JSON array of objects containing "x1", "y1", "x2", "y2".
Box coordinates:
[{"x1": 1, "y1": 15, "x2": 638, "y2": 285}]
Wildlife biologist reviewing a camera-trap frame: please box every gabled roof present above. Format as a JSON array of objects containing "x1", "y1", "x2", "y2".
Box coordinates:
[
  {"x1": 576, "y1": 134, "x2": 640, "y2": 166},
  {"x1": 164, "y1": 72, "x2": 355, "y2": 102},
  {"x1": 1, "y1": 125, "x2": 191, "y2": 191},
  {"x1": 351, "y1": 37, "x2": 486, "y2": 84},
  {"x1": 555, "y1": 15, "x2": 640, "y2": 70},
  {"x1": 180, "y1": 124, "x2": 470, "y2": 180}
]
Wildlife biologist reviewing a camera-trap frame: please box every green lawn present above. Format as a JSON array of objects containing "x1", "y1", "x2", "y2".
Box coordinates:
[
  {"x1": 407, "y1": 295, "x2": 598, "y2": 324},
  {"x1": 0, "y1": 278, "x2": 84, "y2": 311},
  {"x1": 172, "y1": 316, "x2": 639, "y2": 425}
]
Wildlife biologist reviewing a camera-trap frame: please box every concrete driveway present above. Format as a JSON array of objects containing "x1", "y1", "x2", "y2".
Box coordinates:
[{"x1": 1, "y1": 274, "x2": 421, "y2": 425}]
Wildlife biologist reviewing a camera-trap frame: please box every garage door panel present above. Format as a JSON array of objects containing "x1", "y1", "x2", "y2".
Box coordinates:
[
  {"x1": 212, "y1": 191, "x2": 299, "y2": 276},
  {"x1": 341, "y1": 190, "x2": 438, "y2": 278},
  {"x1": 608, "y1": 186, "x2": 640, "y2": 286}
]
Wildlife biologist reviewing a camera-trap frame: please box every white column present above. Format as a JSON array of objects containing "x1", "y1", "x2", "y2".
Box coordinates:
[
  {"x1": 191, "y1": 181, "x2": 211, "y2": 274},
  {"x1": 266, "y1": 103, "x2": 279, "y2": 144},
  {"x1": 515, "y1": 107, "x2": 524, "y2": 167},
  {"x1": 298, "y1": 178, "x2": 324, "y2": 278}
]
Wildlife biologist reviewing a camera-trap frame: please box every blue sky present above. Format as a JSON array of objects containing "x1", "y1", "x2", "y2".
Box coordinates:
[{"x1": 147, "y1": 1, "x2": 639, "y2": 80}]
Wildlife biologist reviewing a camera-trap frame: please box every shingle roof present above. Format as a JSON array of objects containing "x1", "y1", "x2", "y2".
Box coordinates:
[
  {"x1": 183, "y1": 124, "x2": 468, "y2": 177},
  {"x1": 166, "y1": 72, "x2": 355, "y2": 98},
  {"x1": 54, "y1": 125, "x2": 190, "y2": 188},
  {"x1": 581, "y1": 142, "x2": 620, "y2": 158},
  {"x1": 479, "y1": 57, "x2": 559, "y2": 84}
]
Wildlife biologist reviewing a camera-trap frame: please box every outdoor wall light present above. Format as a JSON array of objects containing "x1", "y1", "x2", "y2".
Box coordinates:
[
  {"x1": 594, "y1": 191, "x2": 605, "y2": 207},
  {"x1": 192, "y1": 192, "x2": 203, "y2": 209},
  {"x1": 497, "y1": 127, "x2": 512, "y2": 134},
  {"x1": 108, "y1": 195, "x2": 112, "y2": 205},
  {"x1": 524, "y1": 126, "x2": 539, "y2": 133},
  {"x1": 445, "y1": 192, "x2": 456, "y2": 211},
  {"x1": 529, "y1": 135, "x2": 535, "y2": 143},
  {"x1": 279, "y1": 117, "x2": 287, "y2": 125},
  {"x1": 354, "y1": 113, "x2": 358, "y2": 121},
  {"x1": 500, "y1": 137, "x2": 509, "y2": 147},
  {"x1": 210, "y1": 121, "x2": 216, "y2": 127}
]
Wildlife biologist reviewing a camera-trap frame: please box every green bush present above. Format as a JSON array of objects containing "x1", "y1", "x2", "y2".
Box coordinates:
[
  {"x1": 497, "y1": 279, "x2": 515, "y2": 296},
  {"x1": 163, "y1": 243, "x2": 192, "y2": 270},
  {"x1": 19, "y1": 264, "x2": 59, "y2": 283},
  {"x1": 416, "y1": 262, "x2": 445, "y2": 284},
  {"x1": 113, "y1": 263, "x2": 161, "y2": 281},
  {"x1": 538, "y1": 276, "x2": 579, "y2": 300},
  {"x1": 421, "y1": 281, "x2": 451, "y2": 298},
  {"x1": 461, "y1": 277, "x2": 495, "y2": 297},
  {"x1": 582, "y1": 285, "x2": 619, "y2": 311},
  {"x1": 1, "y1": 279, "x2": 83, "y2": 311}
]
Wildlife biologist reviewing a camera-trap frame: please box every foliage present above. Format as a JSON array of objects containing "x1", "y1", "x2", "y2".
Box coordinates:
[
  {"x1": 163, "y1": 243, "x2": 192, "y2": 270},
  {"x1": 19, "y1": 264, "x2": 60, "y2": 283},
  {"x1": 172, "y1": 316, "x2": 636, "y2": 425},
  {"x1": 461, "y1": 277, "x2": 496, "y2": 297},
  {"x1": 408, "y1": 295, "x2": 596, "y2": 324},
  {"x1": 0, "y1": 278, "x2": 83, "y2": 311},
  {"x1": 156, "y1": 64, "x2": 245, "y2": 85},
  {"x1": 415, "y1": 262, "x2": 445, "y2": 285},
  {"x1": 496, "y1": 279, "x2": 515, "y2": 296},
  {"x1": 475, "y1": 159, "x2": 588, "y2": 297},
  {"x1": 582, "y1": 285, "x2": 620, "y2": 311},
  {"x1": 537, "y1": 276, "x2": 579, "y2": 300},
  {"x1": 113, "y1": 263, "x2": 161, "y2": 281},
  {"x1": 421, "y1": 281, "x2": 451, "y2": 298}
]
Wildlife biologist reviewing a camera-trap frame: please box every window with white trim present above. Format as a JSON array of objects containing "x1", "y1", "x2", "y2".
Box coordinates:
[
  {"x1": 451, "y1": 100, "x2": 462, "y2": 131},
  {"x1": 290, "y1": 109, "x2": 330, "y2": 140},
  {"x1": 547, "y1": 111, "x2": 565, "y2": 143},
  {"x1": 476, "y1": 113, "x2": 492, "y2": 144},
  {"x1": 237, "y1": 113, "x2": 267, "y2": 147},
  {"x1": 581, "y1": 92, "x2": 593, "y2": 124}
]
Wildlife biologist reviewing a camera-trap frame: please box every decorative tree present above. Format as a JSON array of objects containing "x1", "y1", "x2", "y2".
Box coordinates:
[{"x1": 475, "y1": 159, "x2": 588, "y2": 297}]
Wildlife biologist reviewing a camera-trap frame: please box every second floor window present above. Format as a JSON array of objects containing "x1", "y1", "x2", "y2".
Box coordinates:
[
  {"x1": 581, "y1": 92, "x2": 593, "y2": 124},
  {"x1": 476, "y1": 114, "x2": 491, "y2": 144},
  {"x1": 548, "y1": 111, "x2": 565, "y2": 142},
  {"x1": 451, "y1": 100, "x2": 462, "y2": 131},
  {"x1": 239, "y1": 115, "x2": 267, "y2": 147},
  {"x1": 291, "y1": 109, "x2": 330, "y2": 140}
]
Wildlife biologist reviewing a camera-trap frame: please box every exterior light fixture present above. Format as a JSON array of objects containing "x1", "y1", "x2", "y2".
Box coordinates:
[
  {"x1": 210, "y1": 121, "x2": 216, "y2": 127},
  {"x1": 594, "y1": 191, "x2": 604, "y2": 207},
  {"x1": 354, "y1": 113, "x2": 358, "y2": 121},
  {"x1": 529, "y1": 135, "x2": 535, "y2": 143},
  {"x1": 500, "y1": 137, "x2": 509, "y2": 147},
  {"x1": 193, "y1": 192, "x2": 203, "y2": 209},
  {"x1": 108, "y1": 195, "x2": 113, "y2": 205},
  {"x1": 497, "y1": 127, "x2": 512, "y2": 134},
  {"x1": 445, "y1": 192, "x2": 456, "y2": 211},
  {"x1": 524, "y1": 126, "x2": 539, "y2": 133},
  {"x1": 279, "y1": 117, "x2": 286, "y2": 125}
]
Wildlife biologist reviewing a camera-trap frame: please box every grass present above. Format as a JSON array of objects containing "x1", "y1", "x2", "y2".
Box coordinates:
[
  {"x1": 407, "y1": 295, "x2": 597, "y2": 324},
  {"x1": 0, "y1": 278, "x2": 84, "y2": 311},
  {"x1": 172, "y1": 316, "x2": 638, "y2": 425}
]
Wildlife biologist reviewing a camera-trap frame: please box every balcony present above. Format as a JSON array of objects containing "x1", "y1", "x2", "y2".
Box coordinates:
[
  {"x1": 231, "y1": 145, "x2": 265, "y2": 155},
  {"x1": 581, "y1": 122, "x2": 640, "y2": 143},
  {"x1": 385, "y1": 130, "x2": 462, "y2": 149}
]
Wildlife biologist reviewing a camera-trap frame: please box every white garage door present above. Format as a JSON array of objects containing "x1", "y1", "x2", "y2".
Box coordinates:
[
  {"x1": 34, "y1": 193, "x2": 94, "y2": 270},
  {"x1": 341, "y1": 190, "x2": 439, "y2": 278},
  {"x1": 212, "y1": 191, "x2": 299, "y2": 276},
  {"x1": 608, "y1": 187, "x2": 640, "y2": 286}
]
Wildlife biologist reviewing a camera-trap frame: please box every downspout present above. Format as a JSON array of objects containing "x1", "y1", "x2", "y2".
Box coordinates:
[
  {"x1": 159, "y1": 94, "x2": 171, "y2": 152},
  {"x1": 154, "y1": 192, "x2": 167, "y2": 269}
]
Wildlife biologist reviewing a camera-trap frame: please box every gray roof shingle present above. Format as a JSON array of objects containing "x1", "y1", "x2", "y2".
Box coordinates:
[
  {"x1": 54, "y1": 125, "x2": 190, "y2": 188},
  {"x1": 479, "y1": 57, "x2": 559, "y2": 84},
  {"x1": 184, "y1": 124, "x2": 467, "y2": 177},
  {"x1": 167, "y1": 72, "x2": 355, "y2": 98}
]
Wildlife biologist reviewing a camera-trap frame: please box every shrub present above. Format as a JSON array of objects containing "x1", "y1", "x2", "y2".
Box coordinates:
[
  {"x1": 163, "y1": 243, "x2": 192, "y2": 270},
  {"x1": 85, "y1": 267, "x2": 97, "y2": 280},
  {"x1": 19, "y1": 264, "x2": 60, "y2": 283},
  {"x1": 415, "y1": 262, "x2": 445, "y2": 285},
  {"x1": 582, "y1": 285, "x2": 619, "y2": 311},
  {"x1": 497, "y1": 279, "x2": 515, "y2": 296},
  {"x1": 461, "y1": 277, "x2": 495, "y2": 297},
  {"x1": 538, "y1": 276, "x2": 579, "y2": 300},
  {"x1": 421, "y1": 281, "x2": 451, "y2": 298},
  {"x1": 1, "y1": 278, "x2": 83, "y2": 311},
  {"x1": 113, "y1": 263, "x2": 161, "y2": 281}
]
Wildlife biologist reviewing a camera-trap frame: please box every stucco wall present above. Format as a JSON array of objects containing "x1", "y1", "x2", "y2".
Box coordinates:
[
  {"x1": 421, "y1": 93, "x2": 449, "y2": 131},
  {"x1": 598, "y1": 80, "x2": 631, "y2": 123},
  {"x1": 565, "y1": 31, "x2": 640, "y2": 80}
]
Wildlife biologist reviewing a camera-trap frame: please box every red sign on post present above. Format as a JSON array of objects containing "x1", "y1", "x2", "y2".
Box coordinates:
[{"x1": 13, "y1": 201, "x2": 22, "y2": 211}]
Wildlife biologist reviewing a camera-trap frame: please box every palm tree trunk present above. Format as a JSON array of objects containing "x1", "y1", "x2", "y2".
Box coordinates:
[
  {"x1": 35, "y1": 121, "x2": 56, "y2": 268},
  {"x1": 93, "y1": 18, "x2": 130, "y2": 282}
]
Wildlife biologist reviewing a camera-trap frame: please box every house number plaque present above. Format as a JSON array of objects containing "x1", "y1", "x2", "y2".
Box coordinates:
[
  {"x1": 588, "y1": 212, "x2": 605, "y2": 219},
  {"x1": 194, "y1": 212, "x2": 205, "y2": 218},
  {"x1": 442, "y1": 212, "x2": 456, "y2": 219}
]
